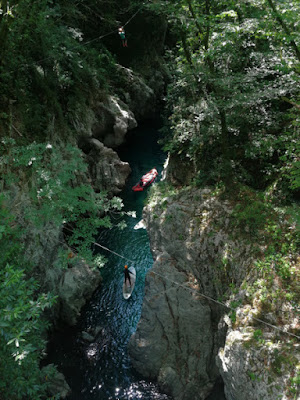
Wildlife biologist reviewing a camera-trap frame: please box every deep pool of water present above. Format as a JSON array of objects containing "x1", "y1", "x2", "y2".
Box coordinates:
[{"x1": 46, "y1": 122, "x2": 226, "y2": 400}]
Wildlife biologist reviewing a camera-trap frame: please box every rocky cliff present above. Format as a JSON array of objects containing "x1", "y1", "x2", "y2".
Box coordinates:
[
  {"x1": 77, "y1": 65, "x2": 164, "y2": 149},
  {"x1": 7, "y1": 64, "x2": 162, "y2": 329},
  {"x1": 5, "y1": 186, "x2": 102, "y2": 328},
  {"x1": 129, "y1": 182, "x2": 299, "y2": 400}
]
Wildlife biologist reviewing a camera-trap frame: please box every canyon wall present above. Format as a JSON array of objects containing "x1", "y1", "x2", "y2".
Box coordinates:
[{"x1": 129, "y1": 179, "x2": 299, "y2": 400}]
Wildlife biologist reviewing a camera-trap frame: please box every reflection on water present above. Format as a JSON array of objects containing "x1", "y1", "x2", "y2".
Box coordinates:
[{"x1": 45, "y1": 122, "x2": 225, "y2": 400}]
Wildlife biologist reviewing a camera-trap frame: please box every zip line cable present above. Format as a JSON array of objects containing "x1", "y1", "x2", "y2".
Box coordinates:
[
  {"x1": 80, "y1": 3, "x2": 116, "y2": 25},
  {"x1": 81, "y1": 1, "x2": 144, "y2": 26},
  {"x1": 63, "y1": 225, "x2": 135, "y2": 262},
  {"x1": 2, "y1": 2, "x2": 146, "y2": 75},
  {"x1": 151, "y1": 270, "x2": 300, "y2": 340},
  {"x1": 93, "y1": 241, "x2": 131, "y2": 262},
  {"x1": 3, "y1": 1, "x2": 295, "y2": 104},
  {"x1": 5, "y1": 170, "x2": 300, "y2": 341},
  {"x1": 122, "y1": 4, "x2": 145, "y2": 27},
  {"x1": 61, "y1": 226, "x2": 300, "y2": 340}
]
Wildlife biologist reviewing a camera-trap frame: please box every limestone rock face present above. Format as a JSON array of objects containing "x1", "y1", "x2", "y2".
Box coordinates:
[
  {"x1": 23, "y1": 223, "x2": 101, "y2": 326},
  {"x1": 216, "y1": 299, "x2": 300, "y2": 400},
  {"x1": 75, "y1": 65, "x2": 165, "y2": 147},
  {"x1": 92, "y1": 95, "x2": 137, "y2": 148},
  {"x1": 129, "y1": 188, "x2": 251, "y2": 399},
  {"x1": 129, "y1": 185, "x2": 300, "y2": 400},
  {"x1": 116, "y1": 65, "x2": 159, "y2": 121},
  {"x1": 217, "y1": 329, "x2": 300, "y2": 400},
  {"x1": 58, "y1": 259, "x2": 101, "y2": 326},
  {"x1": 162, "y1": 154, "x2": 194, "y2": 186},
  {"x1": 81, "y1": 138, "x2": 131, "y2": 195},
  {"x1": 129, "y1": 257, "x2": 219, "y2": 400}
]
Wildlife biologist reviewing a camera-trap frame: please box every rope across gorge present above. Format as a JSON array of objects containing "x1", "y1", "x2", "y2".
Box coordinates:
[
  {"x1": 63, "y1": 226, "x2": 300, "y2": 340},
  {"x1": 5, "y1": 2, "x2": 147, "y2": 74}
]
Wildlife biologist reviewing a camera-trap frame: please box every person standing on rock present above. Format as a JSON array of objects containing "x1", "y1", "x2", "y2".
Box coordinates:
[
  {"x1": 118, "y1": 26, "x2": 127, "y2": 47},
  {"x1": 124, "y1": 265, "x2": 132, "y2": 286}
]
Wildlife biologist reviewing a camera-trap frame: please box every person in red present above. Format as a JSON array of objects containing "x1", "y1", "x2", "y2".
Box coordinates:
[{"x1": 124, "y1": 265, "x2": 132, "y2": 286}]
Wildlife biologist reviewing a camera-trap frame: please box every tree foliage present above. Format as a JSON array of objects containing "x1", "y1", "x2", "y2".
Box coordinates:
[
  {"x1": 0, "y1": 138, "x2": 129, "y2": 265},
  {"x1": 149, "y1": 0, "x2": 300, "y2": 191},
  {"x1": 0, "y1": 0, "x2": 135, "y2": 136},
  {"x1": 0, "y1": 201, "x2": 55, "y2": 399},
  {"x1": 0, "y1": 2, "x2": 146, "y2": 396},
  {"x1": 0, "y1": 137, "x2": 132, "y2": 398},
  {"x1": 1, "y1": 0, "x2": 298, "y2": 397}
]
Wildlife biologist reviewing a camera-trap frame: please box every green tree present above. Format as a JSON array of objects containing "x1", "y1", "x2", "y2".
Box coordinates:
[
  {"x1": 0, "y1": 1, "x2": 157, "y2": 398},
  {"x1": 0, "y1": 0, "x2": 118, "y2": 136},
  {"x1": 150, "y1": 0, "x2": 300, "y2": 190}
]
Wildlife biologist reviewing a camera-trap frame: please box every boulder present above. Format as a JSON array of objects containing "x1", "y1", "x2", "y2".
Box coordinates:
[
  {"x1": 81, "y1": 326, "x2": 104, "y2": 342},
  {"x1": 81, "y1": 331, "x2": 95, "y2": 343},
  {"x1": 217, "y1": 307, "x2": 300, "y2": 400},
  {"x1": 81, "y1": 137, "x2": 131, "y2": 195},
  {"x1": 58, "y1": 258, "x2": 101, "y2": 326},
  {"x1": 129, "y1": 256, "x2": 217, "y2": 400},
  {"x1": 92, "y1": 95, "x2": 137, "y2": 148}
]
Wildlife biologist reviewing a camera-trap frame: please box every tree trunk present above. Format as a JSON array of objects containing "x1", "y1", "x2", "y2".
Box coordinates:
[
  {"x1": 0, "y1": 0, "x2": 9, "y2": 59},
  {"x1": 180, "y1": 30, "x2": 193, "y2": 67},
  {"x1": 204, "y1": 0, "x2": 210, "y2": 50},
  {"x1": 187, "y1": 0, "x2": 203, "y2": 36}
]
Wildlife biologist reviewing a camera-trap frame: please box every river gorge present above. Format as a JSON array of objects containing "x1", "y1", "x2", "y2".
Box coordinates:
[{"x1": 45, "y1": 123, "x2": 227, "y2": 400}]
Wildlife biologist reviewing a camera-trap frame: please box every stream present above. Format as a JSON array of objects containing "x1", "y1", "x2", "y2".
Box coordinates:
[{"x1": 46, "y1": 122, "x2": 225, "y2": 400}]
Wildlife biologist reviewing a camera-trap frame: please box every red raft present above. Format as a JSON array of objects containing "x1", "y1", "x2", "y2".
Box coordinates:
[{"x1": 132, "y1": 168, "x2": 158, "y2": 191}]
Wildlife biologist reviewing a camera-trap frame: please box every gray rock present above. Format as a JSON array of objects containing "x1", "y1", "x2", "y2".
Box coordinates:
[
  {"x1": 82, "y1": 137, "x2": 131, "y2": 195},
  {"x1": 129, "y1": 188, "x2": 254, "y2": 399},
  {"x1": 81, "y1": 326, "x2": 104, "y2": 342},
  {"x1": 116, "y1": 65, "x2": 157, "y2": 121},
  {"x1": 92, "y1": 95, "x2": 137, "y2": 148},
  {"x1": 81, "y1": 331, "x2": 95, "y2": 342},
  {"x1": 93, "y1": 325, "x2": 103, "y2": 337},
  {"x1": 216, "y1": 330, "x2": 298, "y2": 400},
  {"x1": 130, "y1": 183, "x2": 299, "y2": 400},
  {"x1": 162, "y1": 154, "x2": 194, "y2": 186},
  {"x1": 129, "y1": 256, "x2": 217, "y2": 400},
  {"x1": 58, "y1": 259, "x2": 101, "y2": 326},
  {"x1": 6, "y1": 187, "x2": 103, "y2": 327}
]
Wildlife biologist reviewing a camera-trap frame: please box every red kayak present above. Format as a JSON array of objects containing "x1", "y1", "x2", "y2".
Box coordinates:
[{"x1": 132, "y1": 168, "x2": 158, "y2": 191}]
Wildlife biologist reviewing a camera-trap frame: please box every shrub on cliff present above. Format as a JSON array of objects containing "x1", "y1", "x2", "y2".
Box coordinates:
[
  {"x1": 151, "y1": 0, "x2": 300, "y2": 193},
  {"x1": 0, "y1": 201, "x2": 55, "y2": 399},
  {"x1": 0, "y1": 139, "x2": 130, "y2": 398}
]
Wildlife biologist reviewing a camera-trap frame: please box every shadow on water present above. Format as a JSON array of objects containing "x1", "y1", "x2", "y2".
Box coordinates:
[{"x1": 45, "y1": 121, "x2": 226, "y2": 400}]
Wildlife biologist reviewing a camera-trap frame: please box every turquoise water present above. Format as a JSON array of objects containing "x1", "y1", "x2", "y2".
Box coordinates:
[{"x1": 46, "y1": 123, "x2": 225, "y2": 400}]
